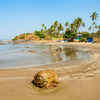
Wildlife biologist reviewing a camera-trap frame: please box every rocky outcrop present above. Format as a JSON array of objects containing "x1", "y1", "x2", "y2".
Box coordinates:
[{"x1": 13, "y1": 33, "x2": 40, "y2": 41}]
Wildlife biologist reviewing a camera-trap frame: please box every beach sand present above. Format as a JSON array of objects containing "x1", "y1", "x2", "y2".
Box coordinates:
[{"x1": 0, "y1": 43, "x2": 100, "y2": 100}]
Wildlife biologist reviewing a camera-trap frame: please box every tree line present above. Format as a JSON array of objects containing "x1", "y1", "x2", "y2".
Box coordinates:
[{"x1": 13, "y1": 12, "x2": 100, "y2": 42}]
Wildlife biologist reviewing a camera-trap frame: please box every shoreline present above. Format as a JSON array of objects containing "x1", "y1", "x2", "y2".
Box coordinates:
[
  {"x1": 0, "y1": 42, "x2": 100, "y2": 79},
  {"x1": 0, "y1": 43, "x2": 100, "y2": 100}
]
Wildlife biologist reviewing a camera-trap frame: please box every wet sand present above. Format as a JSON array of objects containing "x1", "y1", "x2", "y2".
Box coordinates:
[{"x1": 0, "y1": 43, "x2": 100, "y2": 100}]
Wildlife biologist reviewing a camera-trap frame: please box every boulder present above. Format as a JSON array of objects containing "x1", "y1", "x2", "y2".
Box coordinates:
[{"x1": 33, "y1": 70, "x2": 59, "y2": 88}]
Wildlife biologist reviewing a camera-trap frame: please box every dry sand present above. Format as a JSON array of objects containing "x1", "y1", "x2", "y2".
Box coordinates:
[{"x1": 0, "y1": 43, "x2": 100, "y2": 100}]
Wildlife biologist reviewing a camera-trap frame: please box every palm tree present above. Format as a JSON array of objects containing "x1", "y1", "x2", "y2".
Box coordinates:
[
  {"x1": 89, "y1": 11, "x2": 98, "y2": 33},
  {"x1": 48, "y1": 25, "x2": 55, "y2": 38},
  {"x1": 42, "y1": 24, "x2": 47, "y2": 30},
  {"x1": 53, "y1": 21, "x2": 59, "y2": 37},
  {"x1": 70, "y1": 23, "x2": 76, "y2": 33},
  {"x1": 65, "y1": 22, "x2": 69, "y2": 32},
  {"x1": 54, "y1": 21, "x2": 59, "y2": 28},
  {"x1": 57, "y1": 23, "x2": 64, "y2": 37},
  {"x1": 41, "y1": 24, "x2": 47, "y2": 31},
  {"x1": 90, "y1": 11, "x2": 98, "y2": 22},
  {"x1": 65, "y1": 22, "x2": 69, "y2": 28},
  {"x1": 41, "y1": 24, "x2": 47, "y2": 35},
  {"x1": 73, "y1": 17, "x2": 85, "y2": 33},
  {"x1": 42, "y1": 24, "x2": 45, "y2": 27},
  {"x1": 59, "y1": 24, "x2": 64, "y2": 31}
]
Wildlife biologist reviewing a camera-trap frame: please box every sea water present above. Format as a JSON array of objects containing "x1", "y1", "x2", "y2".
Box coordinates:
[{"x1": 0, "y1": 41, "x2": 91, "y2": 69}]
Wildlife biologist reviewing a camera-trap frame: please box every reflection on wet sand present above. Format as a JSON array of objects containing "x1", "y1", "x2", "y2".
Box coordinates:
[
  {"x1": 48, "y1": 45, "x2": 80, "y2": 63},
  {"x1": 49, "y1": 45, "x2": 63, "y2": 63},
  {"x1": 63, "y1": 46, "x2": 77, "y2": 60}
]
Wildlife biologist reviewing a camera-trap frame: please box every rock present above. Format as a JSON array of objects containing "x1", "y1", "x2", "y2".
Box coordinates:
[{"x1": 33, "y1": 70, "x2": 59, "y2": 88}]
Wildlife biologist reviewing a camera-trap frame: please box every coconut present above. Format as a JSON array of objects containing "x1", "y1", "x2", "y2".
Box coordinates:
[{"x1": 33, "y1": 70, "x2": 59, "y2": 88}]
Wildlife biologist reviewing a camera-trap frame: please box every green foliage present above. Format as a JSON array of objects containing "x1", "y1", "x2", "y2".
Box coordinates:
[
  {"x1": 89, "y1": 11, "x2": 98, "y2": 33},
  {"x1": 90, "y1": 11, "x2": 98, "y2": 22},
  {"x1": 88, "y1": 34, "x2": 93, "y2": 38},
  {"x1": 79, "y1": 37, "x2": 87, "y2": 42},
  {"x1": 20, "y1": 35, "x2": 25, "y2": 39},
  {"x1": 12, "y1": 36, "x2": 17, "y2": 40},
  {"x1": 72, "y1": 17, "x2": 85, "y2": 32},
  {"x1": 35, "y1": 31, "x2": 46, "y2": 39},
  {"x1": 81, "y1": 32, "x2": 90, "y2": 38},
  {"x1": 25, "y1": 33, "x2": 31, "y2": 35},
  {"x1": 63, "y1": 30, "x2": 77, "y2": 41}
]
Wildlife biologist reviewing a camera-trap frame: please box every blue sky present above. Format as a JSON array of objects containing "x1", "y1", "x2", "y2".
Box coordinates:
[{"x1": 0, "y1": 0, "x2": 100, "y2": 40}]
